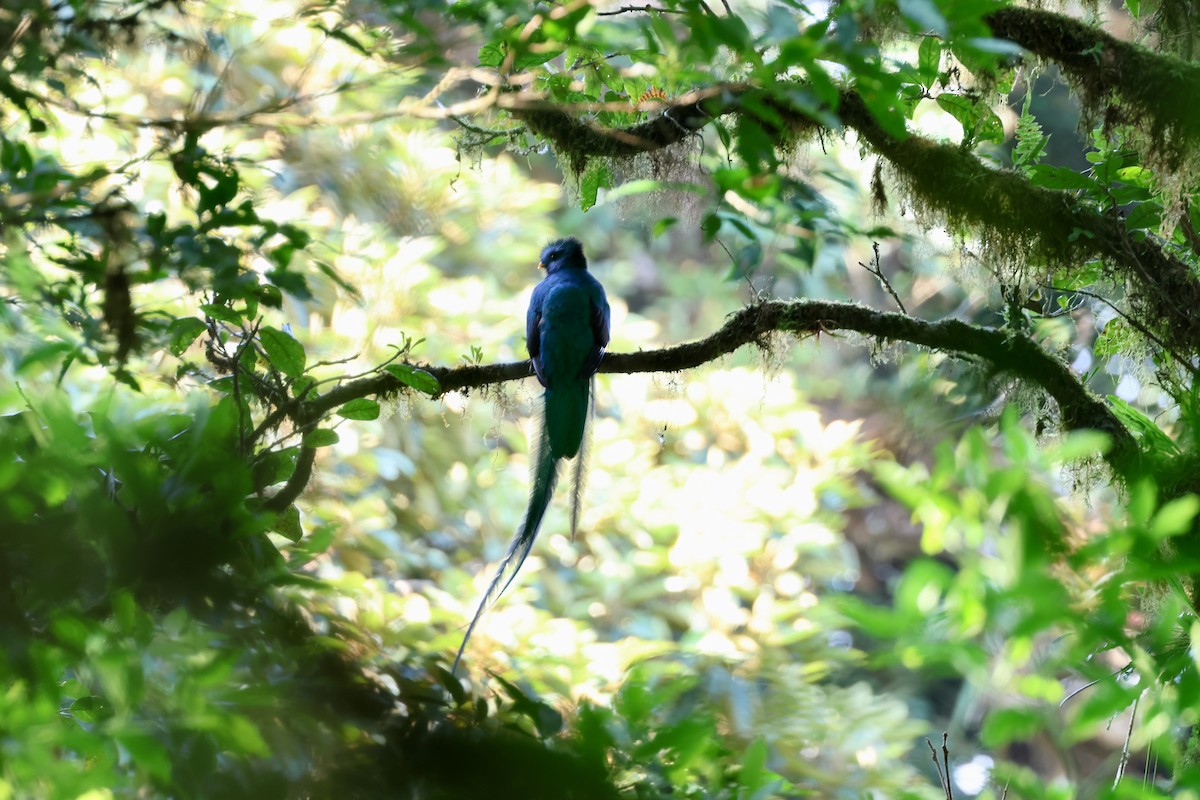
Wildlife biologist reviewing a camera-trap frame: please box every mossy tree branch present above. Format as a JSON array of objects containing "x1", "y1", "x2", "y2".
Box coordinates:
[
  {"x1": 983, "y1": 6, "x2": 1200, "y2": 163},
  {"x1": 292, "y1": 300, "x2": 1138, "y2": 482},
  {"x1": 834, "y1": 92, "x2": 1200, "y2": 362},
  {"x1": 507, "y1": 82, "x2": 1200, "y2": 361}
]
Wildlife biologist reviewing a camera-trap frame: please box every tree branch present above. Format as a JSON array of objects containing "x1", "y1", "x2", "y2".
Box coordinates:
[
  {"x1": 509, "y1": 84, "x2": 1200, "y2": 359},
  {"x1": 262, "y1": 446, "x2": 317, "y2": 513},
  {"x1": 983, "y1": 7, "x2": 1200, "y2": 162},
  {"x1": 597, "y1": 4, "x2": 690, "y2": 16},
  {"x1": 834, "y1": 91, "x2": 1200, "y2": 360},
  {"x1": 300, "y1": 300, "x2": 1138, "y2": 476}
]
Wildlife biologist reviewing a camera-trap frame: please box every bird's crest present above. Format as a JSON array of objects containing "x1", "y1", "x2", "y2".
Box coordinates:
[{"x1": 539, "y1": 237, "x2": 587, "y2": 272}]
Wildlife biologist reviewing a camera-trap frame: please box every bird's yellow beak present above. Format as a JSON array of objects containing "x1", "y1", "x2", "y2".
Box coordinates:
[{"x1": 537, "y1": 261, "x2": 546, "y2": 270}]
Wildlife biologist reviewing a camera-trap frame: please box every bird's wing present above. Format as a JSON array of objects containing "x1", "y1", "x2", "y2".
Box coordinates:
[
  {"x1": 527, "y1": 286, "x2": 547, "y2": 387},
  {"x1": 572, "y1": 280, "x2": 608, "y2": 535},
  {"x1": 592, "y1": 289, "x2": 611, "y2": 350},
  {"x1": 581, "y1": 283, "x2": 611, "y2": 378}
]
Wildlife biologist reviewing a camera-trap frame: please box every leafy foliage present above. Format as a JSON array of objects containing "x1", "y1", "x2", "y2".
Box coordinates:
[{"x1": 4, "y1": 0, "x2": 1200, "y2": 797}]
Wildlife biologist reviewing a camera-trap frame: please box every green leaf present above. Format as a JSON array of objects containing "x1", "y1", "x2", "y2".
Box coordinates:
[
  {"x1": 981, "y1": 707, "x2": 1043, "y2": 747},
  {"x1": 975, "y1": 110, "x2": 1004, "y2": 144},
  {"x1": 935, "y1": 95, "x2": 976, "y2": 130},
  {"x1": 738, "y1": 738, "x2": 777, "y2": 792},
  {"x1": 579, "y1": 162, "x2": 612, "y2": 212},
  {"x1": 494, "y1": 675, "x2": 564, "y2": 739},
  {"x1": 253, "y1": 446, "x2": 299, "y2": 489},
  {"x1": 200, "y1": 303, "x2": 244, "y2": 325},
  {"x1": 212, "y1": 170, "x2": 239, "y2": 207},
  {"x1": 259, "y1": 327, "x2": 306, "y2": 378},
  {"x1": 114, "y1": 730, "x2": 173, "y2": 782},
  {"x1": 218, "y1": 715, "x2": 271, "y2": 757},
  {"x1": 899, "y1": 0, "x2": 947, "y2": 35},
  {"x1": 257, "y1": 284, "x2": 284, "y2": 309},
  {"x1": 1127, "y1": 478, "x2": 1157, "y2": 525},
  {"x1": 734, "y1": 115, "x2": 778, "y2": 169},
  {"x1": 602, "y1": 179, "x2": 706, "y2": 203},
  {"x1": 337, "y1": 398, "x2": 381, "y2": 420},
  {"x1": 385, "y1": 363, "x2": 440, "y2": 395},
  {"x1": 315, "y1": 259, "x2": 362, "y2": 299},
  {"x1": 1116, "y1": 166, "x2": 1153, "y2": 187},
  {"x1": 273, "y1": 504, "x2": 303, "y2": 543},
  {"x1": 51, "y1": 615, "x2": 92, "y2": 649},
  {"x1": 1124, "y1": 200, "x2": 1162, "y2": 230},
  {"x1": 304, "y1": 429, "x2": 339, "y2": 447},
  {"x1": 727, "y1": 241, "x2": 763, "y2": 281},
  {"x1": 292, "y1": 375, "x2": 317, "y2": 399},
  {"x1": 652, "y1": 217, "x2": 678, "y2": 238},
  {"x1": 1049, "y1": 430, "x2": 1111, "y2": 462},
  {"x1": 514, "y1": 46, "x2": 563, "y2": 71},
  {"x1": 1150, "y1": 495, "x2": 1200, "y2": 540},
  {"x1": 266, "y1": 267, "x2": 312, "y2": 299},
  {"x1": 1013, "y1": 105, "x2": 1049, "y2": 173},
  {"x1": 16, "y1": 340, "x2": 74, "y2": 373},
  {"x1": 1028, "y1": 164, "x2": 1103, "y2": 192},
  {"x1": 917, "y1": 36, "x2": 942, "y2": 83},
  {"x1": 436, "y1": 666, "x2": 468, "y2": 704},
  {"x1": 1092, "y1": 319, "x2": 1131, "y2": 356},
  {"x1": 1108, "y1": 395, "x2": 1180, "y2": 456},
  {"x1": 935, "y1": 94, "x2": 1003, "y2": 145},
  {"x1": 166, "y1": 318, "x2": 208, "y2": 356},
  {"x1": 69, "y1": 695, "x2": 112, "y2": 724},
  {"x1": 269, "y1": 244, "x2": 295, "y2": 269}
]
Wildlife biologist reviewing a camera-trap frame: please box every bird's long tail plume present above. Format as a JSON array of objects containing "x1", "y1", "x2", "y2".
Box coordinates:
[
  {"x1": 452, "y1": 416, "x2": 560, "y2": 676},
  {"x1": 569, "y1": 378, "x2": 596, "y2": 539}
]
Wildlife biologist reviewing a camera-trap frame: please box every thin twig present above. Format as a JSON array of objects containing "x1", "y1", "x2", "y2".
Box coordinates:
[
  {"x1": 1046, "y1": 283, "x2": 1196, "y2": 377},
  {"x1": 230, "y1": 319, "x2": 262, "y2": 456},
  {"x1": 713, "y1": 237, "x2": 762, "y2": 298},
  {"x1": 597, "y1": 4, "x2": 688, "y2": 15},
  {"x1": 1059, "y1": 664, "x2": 1131, "y2": 707},
  {"x1": 859, "y1": 241, "x2": 906, "y2": 314},
  {"x1": 1114, "y1": 689, "x2": 1143, "y2": 788},
  {"x1": 449, "y1": 114, "x2": 525, "y2": 139},
  {"x1": 941, "y1": 733, "x2": 954, "y2": 799},
  {"x1": 926, "y1": 738, "x2": 950, "y2": 799},
  {"x1": 5, "y1": 11, "x2": 33, "y2": 52}
]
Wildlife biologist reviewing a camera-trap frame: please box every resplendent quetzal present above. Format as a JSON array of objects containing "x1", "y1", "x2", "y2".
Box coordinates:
[{"x1": 453, "y1": 237, "x2": 611, "y2": 674}]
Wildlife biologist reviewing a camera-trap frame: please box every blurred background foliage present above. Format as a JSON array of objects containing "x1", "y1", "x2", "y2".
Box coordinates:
[{"x1": 3, "y1": 0, "x2": 1200, "y2": 798}]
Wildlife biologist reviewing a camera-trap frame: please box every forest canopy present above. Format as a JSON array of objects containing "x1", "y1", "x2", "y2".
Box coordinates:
[{"x1": 3, "y1": 0, "x2": 1200, "y2": 797}]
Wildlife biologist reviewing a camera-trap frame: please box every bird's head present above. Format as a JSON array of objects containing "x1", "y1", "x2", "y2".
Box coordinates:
[{"x1": 538, "y1": 237, "x2": 587, "y2": 274}]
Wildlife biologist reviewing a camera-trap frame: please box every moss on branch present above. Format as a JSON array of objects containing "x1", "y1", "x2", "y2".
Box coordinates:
[
  {"x1": 835, "y1": 93, "x2": 1200, "y2": 358},
  {"x1": 301, "y1": 300, "x2": 1138, "y2": 477},
  {"x1": 984, "y1": 6, "x2": 1200, "y2": 165},
  {"x1": 509, "y1": 79, "x2": 1200, "y2": 357}
]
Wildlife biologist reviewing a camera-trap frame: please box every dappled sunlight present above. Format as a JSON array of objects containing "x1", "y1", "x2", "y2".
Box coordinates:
[{"x1": 6, "y1": 0, "x2": 1192, "y2": 795}]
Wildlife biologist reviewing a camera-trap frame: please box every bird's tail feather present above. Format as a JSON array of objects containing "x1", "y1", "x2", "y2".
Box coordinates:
[
  {"x1": 545, "y1": 380, "x2": 589, "y2": 460},
  {"x1": 452, "y1": 420, "x2": 559, "y2": 676},
  {"x1": 569, "y1": 378, "x2": 595, "y2": 539}
]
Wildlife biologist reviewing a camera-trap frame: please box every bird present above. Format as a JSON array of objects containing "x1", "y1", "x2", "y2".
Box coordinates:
[{"x1": 452, "y1": 237, "x2": 611, "y2": 676}]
